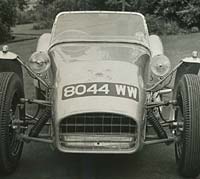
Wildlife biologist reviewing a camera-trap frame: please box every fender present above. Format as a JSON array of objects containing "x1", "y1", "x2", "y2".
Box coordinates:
[
  {"x1": 33, "y1": 33, "x2": 52, "y2": 90},
  {"x1": 0, "y1": 50, "x2": 23, "y2": 83},
  {"x1": 36, "y1": 33, "x2": 51, "y2": 52},
  {"x1": 149, "y1": 35, "x2": 164, "y2": 57},
  {"x1": 174, "y1": 56, "x2": 200, "y2": 89}
]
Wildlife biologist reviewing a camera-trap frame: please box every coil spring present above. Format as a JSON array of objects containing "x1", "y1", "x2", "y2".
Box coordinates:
[
  {"x1": 29, "y1": 107, "x2": 51, "y2": 137},
  {"x1": 147, "y1": 109, "x2": 168, "y2": 139}
]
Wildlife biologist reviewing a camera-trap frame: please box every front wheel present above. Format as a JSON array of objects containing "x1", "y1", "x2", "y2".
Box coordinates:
[
  {"x1": 0, "y1": 72, "x2": 25, "y2": 175},
  {"x1": 175, "y1": 74, "x2": 200, "y2": 178}
]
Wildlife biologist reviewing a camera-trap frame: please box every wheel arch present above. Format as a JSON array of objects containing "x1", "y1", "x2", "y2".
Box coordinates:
[
  {"x1": 174, "y1": 62, "x2": 200, "y2": 90},
  {"x1": 0, "y1": 59, "x2": 24, "y2": 84}
]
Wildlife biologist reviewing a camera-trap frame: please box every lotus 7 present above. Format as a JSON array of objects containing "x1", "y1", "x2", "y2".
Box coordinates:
[{"x1": 0, "y1": 11, "x2": 200, "y2": 178}]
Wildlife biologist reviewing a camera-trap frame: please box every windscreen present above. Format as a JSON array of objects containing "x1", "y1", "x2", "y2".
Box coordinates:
[
  {"x1": 49, "y1": 43, "x2": 149, "y2": 63},
  {"x1": 51, "y1": 12, "x2": 149, "y2": 47}
]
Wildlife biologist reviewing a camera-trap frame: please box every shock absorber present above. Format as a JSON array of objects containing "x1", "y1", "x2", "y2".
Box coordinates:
[
  {"x1": 29, "y1": 107, "x2": 51, "y2": 137},
  {"x1": 147, "y1": 109, "x2": 168, "y2": 139}
]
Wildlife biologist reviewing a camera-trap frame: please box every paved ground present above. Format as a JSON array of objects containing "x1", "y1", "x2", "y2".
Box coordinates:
[{"x1": 2, "y1": 142, "x2": 197, "y2": 179}]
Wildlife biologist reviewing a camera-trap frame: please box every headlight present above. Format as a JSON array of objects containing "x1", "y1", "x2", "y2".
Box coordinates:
[
  {"x1": 28, "y1": 51, "x2": 50, "y2": 74},
  {"x1": 150, "y1": 54, "x2": 171, "y2": 77}
]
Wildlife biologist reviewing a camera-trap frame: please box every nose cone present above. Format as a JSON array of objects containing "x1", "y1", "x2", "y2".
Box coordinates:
[{"x1": 52, "y1": 60, "x2": 145, "y2": 122}]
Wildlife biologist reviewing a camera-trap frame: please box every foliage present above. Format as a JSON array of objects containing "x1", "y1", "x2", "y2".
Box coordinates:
[
  {"x1": 29, "y1": 0, "x2": 200, "y2": 34},
  {"x1": 33, "y1": 0, "x2": 70, "y2": 29},
  {"x1": 0, "y1": 20, "x2": 12, "y2": 42},
  {"x1": 16, "y1": 9, "x2": 36, "y2": 24},
  {"x1": 106, "y1": 0, "x2": 131, "y2": 11},
  {"x1": 17, "y1": 0, "x2": 28, "y2": 11},
  {"x1": 0, "y1": 0, "x2": 16, "y2": 26},
  {"x1": 33, "y1": 0, "x2": 98, "y2": 29},
  {"x1": 0, "y1": 0, "x2": 16, "y2": 43},
  {"x1": 145, "y1": 14, "x2": 165, "y2": 35},
  {"x1": 38, "y1": 0, "x2": 55, "y2": 6},
  {"x1": 176, "y1": 0, "x2": 200, "y2": 29}
]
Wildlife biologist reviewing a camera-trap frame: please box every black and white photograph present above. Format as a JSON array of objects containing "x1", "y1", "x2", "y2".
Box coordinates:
[{"x1": 0, "y1": 0, "x2": 200, "y2": 178}]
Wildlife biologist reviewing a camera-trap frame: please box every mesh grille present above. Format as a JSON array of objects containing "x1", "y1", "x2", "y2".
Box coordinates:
[
  {"x1": 60, "y1": 113, "x2": 137, "y2": 134},
  {"x1": 59, "y1": 113, "x2": 138, "y2": 152}
]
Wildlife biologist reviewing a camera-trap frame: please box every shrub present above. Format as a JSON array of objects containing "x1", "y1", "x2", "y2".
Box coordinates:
[
  {"x1": 33, "y1": 20, "x2": 52, "y2": 30},
  {"x1": 0, "y1": 19, "x2": 12, "y2": 42},
  {"x1": 0, "y1": 0, "x2": 16, "y2": 43},
  {"x1": 33, "y1": 0, "x2": 200, "y2": 35},
  {"x1": 191, "y1": 26, "x2": 199, "y2": 33},
  {"x1": 145, "y1": 14, "x2": 165, "y2": 35},
  {"x1": 146, "y1": 14, "x2": 183, "y2": 35},
  {"x1": 16, "y1": 9, "x2": 36, "y2": 24},
  {"x1": 163, "y1": 21, "x2": 182, "y2": 35}
]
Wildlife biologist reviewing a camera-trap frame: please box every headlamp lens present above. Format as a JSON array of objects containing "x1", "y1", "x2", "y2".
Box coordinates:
[
  {"x1": 28, "y1": 51, "x2": 50, "y2": 73},
  {"x1": 150, "y1": 54, "x2": 171, "y2": 77}
]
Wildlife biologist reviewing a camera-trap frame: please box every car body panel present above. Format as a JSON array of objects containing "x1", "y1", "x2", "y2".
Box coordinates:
[
  {"x1": 26, "y1": 11, "x2": 169, "y2": 153},
  {"x1": 43, "y1": 11, "x2": 151, "y2": 153},
  {"x1": 52, "y1": 60, "x2": 146, "y2": 122},
  {"x1": 0, "y1": 51, "x2": 18, "y2": 60}
]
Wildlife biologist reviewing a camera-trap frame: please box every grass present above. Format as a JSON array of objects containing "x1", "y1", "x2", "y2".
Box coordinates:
[
  {"x1": 161, "y1": 33, "x2": 200, "y2": 67},
  {"x1": 12, "y1": 23, "x2": 51, "y2": 35},
  {"x1": 7, "y1": 24, "x2": 51, "y2": 46}
]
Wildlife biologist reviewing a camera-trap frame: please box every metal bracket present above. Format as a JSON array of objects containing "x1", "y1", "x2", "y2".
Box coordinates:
[{"x1": 20, "y1": 98, "x2": 52, "y2": 106}]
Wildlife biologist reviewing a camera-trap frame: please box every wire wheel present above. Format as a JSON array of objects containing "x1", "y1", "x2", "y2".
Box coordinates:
[
  {"x1": 174, "y1": 74, "x2": 200, "y2": 178},
  {"x1": 0, "y1": 72, "x2": 25, "y2": 175},
  {"x1": 175, "y1": 92, "x2": 184, "y2": 163},
  {"x1": 8, "y1": 93, "x2": 22, "y2": 157}
]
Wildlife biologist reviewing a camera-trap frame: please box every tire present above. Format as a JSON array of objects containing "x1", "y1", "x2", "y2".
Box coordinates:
[
  {"x1": 175, "y1": 74, "x2": 200, "y2": 178},
  {"x1": 0, "y1": 72, "x2": 25, "y2": 175}
]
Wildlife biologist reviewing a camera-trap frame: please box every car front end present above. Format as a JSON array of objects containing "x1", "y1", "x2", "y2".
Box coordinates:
[
  {"x1": 52, "y1": 60, "x2": 146, "y2": 153},
  {"x1": 36, "y1": 11, "x2": 150, "y2": 153}
]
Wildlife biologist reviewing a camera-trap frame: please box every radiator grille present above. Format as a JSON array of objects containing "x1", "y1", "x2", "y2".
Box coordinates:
[{"x1": 59, "y1": 113, "x2": 138, "y2": 152}]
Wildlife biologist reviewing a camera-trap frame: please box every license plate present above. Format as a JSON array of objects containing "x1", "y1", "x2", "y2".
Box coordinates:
[{"x1": 62, "y1": 82, "x2": 139, "y2": 101}]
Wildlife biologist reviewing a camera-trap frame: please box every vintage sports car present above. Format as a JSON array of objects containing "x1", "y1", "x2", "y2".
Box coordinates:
[{"x1": 0, "y1": 11, "x2": 200, "y2": 177}]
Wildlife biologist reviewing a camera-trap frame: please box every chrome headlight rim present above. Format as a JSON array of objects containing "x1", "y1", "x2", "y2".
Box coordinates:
[
  {"x1": 28, "y1": 51, "x2": 51, "y2": 74},
  {"x1": 150, "y1": 54, "x2": 171, "y2": 77}
]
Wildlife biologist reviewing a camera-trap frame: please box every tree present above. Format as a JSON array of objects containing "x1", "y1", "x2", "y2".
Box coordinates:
[
  {"x1": 0, "y1": 0, "x2": 16, "y2": 26},
  {"x1": 17, "y1": 0, "x2": 27, "y2": 11},
  {"x1": 0, "y1": 0, "x2": 16, "y2": 42},
  {"x1": 39, "y1": 0, "x2": 55, "y2": 6},
  {"x1": 176, "y1": 0, "x2": 200, "y2": 28},
  {"x1": 106, "y1": 0, "x2": 131, "y2": 11},
  {"x1": 34, "y1": 0, "x2": 200, "y2": 33},
  {"x1": 88, "y1": 0, "x2": 107, "y2": 10}
]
